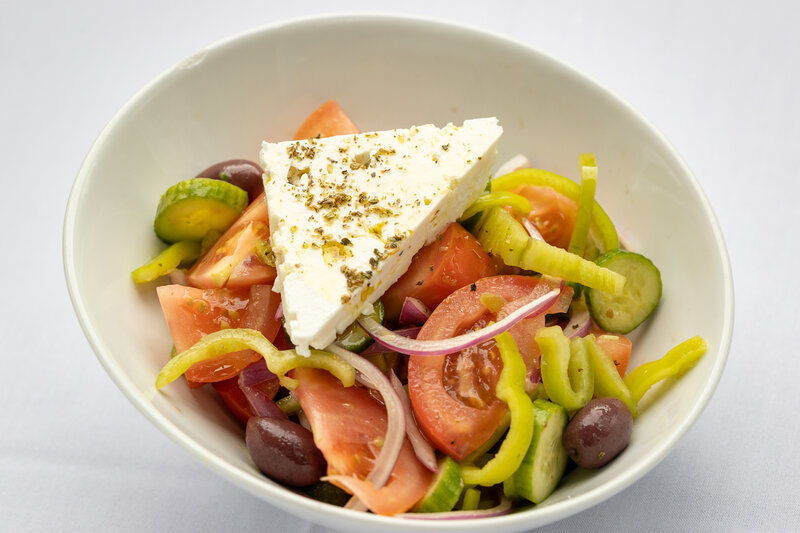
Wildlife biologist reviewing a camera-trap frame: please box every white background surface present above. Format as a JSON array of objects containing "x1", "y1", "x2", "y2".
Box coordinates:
[{"x1": 2, "y1": 1, "x2": 798, "y2": 531}]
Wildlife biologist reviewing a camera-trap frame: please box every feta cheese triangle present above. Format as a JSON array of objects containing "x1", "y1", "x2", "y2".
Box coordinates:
[{"x1": 260, "y1": 118, "x2": 503, "y2": 355}]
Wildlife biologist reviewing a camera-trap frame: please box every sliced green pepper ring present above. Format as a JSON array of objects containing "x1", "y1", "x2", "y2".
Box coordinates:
[
  {"x1": 623, "y1": 336, "x2": 707, "y2": 404},
  {"x1": 460, "y1": 331, "x2": 534, "y2": 487},
  {"x1": 131, "y1": 240, "x2": 201, "y2": 283},
  {"x1": 459, "y1": 190, "x2": 532, "y2": 221},
  {"x1": 537, "y1": 326, "x2": 595, "y2": 411},
  {"x1": 155, "y1": 328, "x2": 355, "y2": 391},
  {"x1": 585, "y1": 335, "x2": 637, "y2": 416},
  {"x1": 491, "y1": 167, "x2": 619, "y2": 252},
  {"x1": 566, "y1": 154, "x2": 598, "y2": 257}
]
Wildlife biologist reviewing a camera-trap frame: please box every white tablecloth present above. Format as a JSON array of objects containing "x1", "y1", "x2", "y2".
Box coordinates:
[{"x1": 3, "y1": 1, "x2": 798, "y2": 531}]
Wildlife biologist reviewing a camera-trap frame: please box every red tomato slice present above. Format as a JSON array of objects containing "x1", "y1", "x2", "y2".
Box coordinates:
[
  {"x1": 408, "y1": 275, "x2": 570, "y2": 460},
  {"x1": 382, "y1": 223, "x2": 495, "y2": 322},
  {"x1": 186, "y1": 193, "x2": 276, "y2": 290},
  {"x1": 292, "y1": 100, "x2": 360, "y2": 140},
  {"x1": 512, "y1": 185, "x2": 578, "y2": 250},
  {"x1": 157, "y1": 284, "x2": 281, "y2": 387},
  {"x1": 293, "y1": 368, "x2": 432, "y2": 515},
  {"x1": 590, "y1": 326, "x2": 632, "y2": 377}
]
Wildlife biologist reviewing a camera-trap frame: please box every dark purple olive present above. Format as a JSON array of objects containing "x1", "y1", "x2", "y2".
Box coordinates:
[
  {"x1": 562, "y1": 397, "x2": 633, "y2": 469},
  {"x1": 245, "y1": 417, "x2": 326, "y2": 487},
  {"x1": 196, "y1": 159, "x2": 264, "y2": 202}
]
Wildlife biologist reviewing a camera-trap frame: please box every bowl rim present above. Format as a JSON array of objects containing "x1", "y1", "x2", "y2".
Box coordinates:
[{"x1": 63, "y1": 11, "x2": 734, "y2": 531}]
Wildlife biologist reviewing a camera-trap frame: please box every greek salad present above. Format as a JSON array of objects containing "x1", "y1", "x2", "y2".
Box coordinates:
[{"x1": 134, "y1": 100, "x2": 707, "y2": 518}]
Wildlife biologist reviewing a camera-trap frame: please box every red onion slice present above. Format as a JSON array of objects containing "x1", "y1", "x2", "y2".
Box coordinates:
[
  {"x1": 359, "y1": 327, "x2": 421, "y2": 356},
  {"x1": 237, "y1": 366, "x2": 285, "y2": 420},
  {"x1": 564, "y1": 310, "x2": 592, "y2": 338},
  {"x1": 167, "y1": 269, "x2": 188, "y2": 285},
  {"x1": 357, "y1": 285, "x2": 563, "y2": 356},
  {"x1": 326, "y1": 344, "x2": 406, "y2": 510},
  {"x1": 397, "y1": 496, "x2": 512, "y2": 520},
  {"x1": 239, "y1": 360, "x2": 277, "y2": 387},
  {"x1": 525, "y1": 357, "x2": 543, "y2": 394},
  {"x1": 389, "y1": 371, "x2": 438, "y2": 473},
  {"x1": 520, "y1": 217, "x2": 545, "y2": 241},
  {"x1": 274, "y1": 302, "x2": 283, "y2": 322},
  {"x1": 399, "y1": 297, "x2": 430, "y2": 326}
]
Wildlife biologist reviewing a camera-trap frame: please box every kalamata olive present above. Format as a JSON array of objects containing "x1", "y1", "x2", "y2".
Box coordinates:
[
  {"x1": 562, "y1": 397, "x2": 633, "y2": 469},
  {"x1": 196, "y1": 159, "x2": 264, "y2": 202},
  {"x1": 245, "y1": 416, "x2": 326, "y2": 487}
]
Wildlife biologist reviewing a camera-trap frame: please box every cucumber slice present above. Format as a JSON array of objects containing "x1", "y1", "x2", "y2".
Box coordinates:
[
  {"x1": 154, "y1": 178, "x2": 248, "y2": 243},
  {"x1": 586, "y1": 249, "x2": 662, "y2": 333},
  {"x1": 512, "y1": 399, "x2": 569, "y2": 504},
  {"x1": 503, "y1": 475, "x2": 524, "y2": 502},
  {"x1": 336, "y1": 300, "x2": 384, "y2": 352},
  {"x1": 412, "y1": 456, "x2": 464, "y2": 513},
  {"x1": 303, "y1": 481, "x2": 351, "y2": 506}
]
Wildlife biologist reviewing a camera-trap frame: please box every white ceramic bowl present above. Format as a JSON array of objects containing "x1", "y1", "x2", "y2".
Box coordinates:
[{"x1": 64, "y1": 13, "x2": 734, "y2": 532}]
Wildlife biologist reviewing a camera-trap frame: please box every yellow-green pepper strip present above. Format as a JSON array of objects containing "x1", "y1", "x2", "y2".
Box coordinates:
[
  {"x1": 459, "y1": 191, "x2": 532, "y2": 221},
  {"x1": 131, "y1": 240, "x2": 201, "y2": 283},
  {"x1": 474, "y1": 207, "x2": 626, "y2": 295},
  {"x1": 567, "y1": 154, "x2": 598, "y2": 257},
  {"x1": 461, "y1": 332, "x2": 534, "y2": 486},
  {"x1": 585, "y1": 335, "x2": 637, "y2": 416},
  {"x1": 276, "y1": 395, "x2": 301, "y2": 416},
  {"x1": 154, "y1": 328, "x2": 355, "y2": 390},
  {"x1": 492, "y1": 168, "x2": 619, "y2": 251},
  {"x1": 624, "y1": 336, "x2": 708, "y2": 404},
  {"x1": 461, "y1": 488, "x2": 481, "y2": 511},
  {"x1": 537, "y1": 326, "x2": 595, "y2": 411}
]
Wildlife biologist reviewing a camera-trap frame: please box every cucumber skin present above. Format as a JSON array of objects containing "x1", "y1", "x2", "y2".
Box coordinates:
[
  {"x1": 303, "y1": 481, "x2": 351, "y2": 506},
  {"x1": 586, "y1": 249, "x2": 662, "y2": 334},
  {"x1": 336, "y1": 300, "x2": 384, "y2": 352},
  {"x1": 512, "y1": 399, "x2": 569, "y2": 504},
  {"x1": 154, "y1": 178, "x2": 248, "y2": 243},
  {"x1": 412, "y1": 456, "x2": 464, "y2": 513}
]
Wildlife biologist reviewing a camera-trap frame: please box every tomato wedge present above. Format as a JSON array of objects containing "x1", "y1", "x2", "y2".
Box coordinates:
[
  {"x1": 382, "y1": 223, "x2": 495, "y2": 322},
  {"x1": 293, "y1": 100, "x2": 359, "y2": 140},
  {"x1": 293, "y1": 368, "x2": 432, "y2": 515},
  {"x1": 512, "y1": 185, "x2": 578, "y2": 250},
  {"x1": 408, "y1": 276, "x2": 571, "y2": 460},
  {"x1": 186, "y1": 192, "x2": 276, "y2": 290},
  {"x1": 156, "y1": 284, "x2": 282, "y2": 387},
  {"x1": 591, "y1": 326, "x2": 632, "y2": 377}
]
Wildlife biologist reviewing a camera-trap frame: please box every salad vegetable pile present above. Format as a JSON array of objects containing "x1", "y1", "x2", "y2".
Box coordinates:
[{"x1": 134, "y1": 100, "x2": 707, "y2": 518}]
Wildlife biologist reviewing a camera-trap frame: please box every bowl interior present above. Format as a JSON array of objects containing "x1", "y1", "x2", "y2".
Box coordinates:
[{"x1": 65, "y1": 14, "x2": 733, "y2": 533}]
